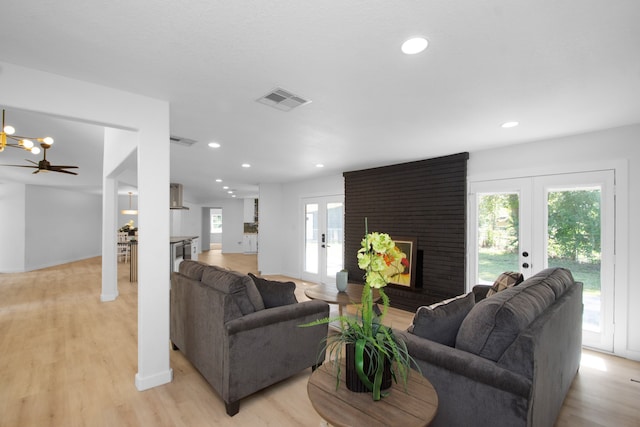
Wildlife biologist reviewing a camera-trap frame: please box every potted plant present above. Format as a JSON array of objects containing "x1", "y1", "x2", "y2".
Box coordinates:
[{"x1": 304, "y1": 221, "x2": 419, "y2": 400}]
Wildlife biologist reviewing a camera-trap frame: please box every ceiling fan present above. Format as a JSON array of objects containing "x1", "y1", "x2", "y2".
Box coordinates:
[
  {"x1": 1, "y1": 109, "x2": 78, "y2": 175},
  {"x1": 2, "y1": 143, "x2": 79, "y2": 175}
]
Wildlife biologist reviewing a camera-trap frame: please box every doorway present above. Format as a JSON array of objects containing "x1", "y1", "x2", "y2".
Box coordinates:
[
  {"x1": 468, "y1": 170, "x2": 615, "y2": 351},
  {"x1": 302, "y1": 196, "x2": 344, "y2": 284},
  {"x1": 210, "y1": 208, "x2": 223, "y2": 250}
]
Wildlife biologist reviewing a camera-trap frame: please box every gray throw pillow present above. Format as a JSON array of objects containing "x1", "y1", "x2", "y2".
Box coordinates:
[
  {"x1": 248, "y1": 273, "x2": 298, "y2": 308},
  {"x1": 409, "y1": 292, "x2": 475, "y2": 347}
]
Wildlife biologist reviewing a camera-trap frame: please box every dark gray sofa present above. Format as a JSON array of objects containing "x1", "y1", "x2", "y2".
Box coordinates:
[
  {"x1": 396, "y1": 268, "x2": 583, "y2": 427},
  {"x1": 170, "y1": 260, "x2": 329, "y2": 416}
]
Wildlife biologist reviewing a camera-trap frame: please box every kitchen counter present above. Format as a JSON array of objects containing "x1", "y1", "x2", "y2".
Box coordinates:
[
  {"x1": 170, "y1": 236, "x2": 199, "y2": 244},
  {"x1": 170, "y1": 236, "x2": 200, "y2": 272}
]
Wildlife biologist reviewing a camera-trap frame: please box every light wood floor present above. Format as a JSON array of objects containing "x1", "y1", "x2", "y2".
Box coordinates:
[{"x1": 0, "y1": 251, "x2": 638, "y2": 426}]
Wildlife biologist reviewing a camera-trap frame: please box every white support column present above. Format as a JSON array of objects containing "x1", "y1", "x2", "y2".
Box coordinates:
[
  {"x1": 101, "y1": 177, "x2": 119, "y2": 301},
  {"x1": 1, "y1": 60, "x2": 173, "y2": 390},
  {"x1": 134, "y1": 113, "x2": 173, "y2": 391}
]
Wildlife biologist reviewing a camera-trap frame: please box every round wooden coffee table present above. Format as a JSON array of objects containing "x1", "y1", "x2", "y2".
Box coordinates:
[
  {"x1": 308, "y1": 360, "x2": 438, "y2": 427},
  {"x1": 304, "y1": 282, "x2": 380, "y2": 317}
]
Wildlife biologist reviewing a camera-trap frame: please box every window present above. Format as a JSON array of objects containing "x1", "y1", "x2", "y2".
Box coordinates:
[{"x1": 211, "y1": 213, "x2": 222, "y2": 234}]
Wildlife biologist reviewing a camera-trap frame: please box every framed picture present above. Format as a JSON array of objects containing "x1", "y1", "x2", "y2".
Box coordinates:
[{"x1": 387, "y1": 237, "x2": 417, "y2": 288}]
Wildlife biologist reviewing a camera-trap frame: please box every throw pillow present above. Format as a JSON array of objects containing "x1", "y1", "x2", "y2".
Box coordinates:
[
  {"x1": 486, "y1": 271, "x2": 524, "y2": 297},
  {"x1": 408, "y1": 292, "x2": 475, "y2": 347},
  {"x1": 248, "y1": 273, "x2": 298, "y2": 308}
]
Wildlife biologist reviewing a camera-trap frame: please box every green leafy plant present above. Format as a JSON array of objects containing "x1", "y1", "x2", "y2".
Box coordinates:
[{"x1": 304, "y1": 220, "x2": 419, "y2": 400}]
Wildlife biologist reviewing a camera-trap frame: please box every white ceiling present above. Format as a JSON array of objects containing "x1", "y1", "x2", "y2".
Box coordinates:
[{"x1": 1, "y1": 1, "x2": 639, "y2": 202}]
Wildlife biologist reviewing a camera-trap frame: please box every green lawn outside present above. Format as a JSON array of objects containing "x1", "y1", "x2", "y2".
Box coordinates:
[{"x1": 478, "y1": 250, "x2": 601, "y2": 294}]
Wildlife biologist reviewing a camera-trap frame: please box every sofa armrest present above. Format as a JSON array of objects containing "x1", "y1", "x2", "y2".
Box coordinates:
[
  {"x1": 226, "y1": 300, "x2": 329, "y2": 335},
  {"x1": 472, "y1": 284, "x2": 491, "y2": 302},
  {"x1": 395, "y1": 329, "x2": 531, "y2": 398},
  {"x1": 222, "y1": 300, "x2": 329, "y2": 404}
]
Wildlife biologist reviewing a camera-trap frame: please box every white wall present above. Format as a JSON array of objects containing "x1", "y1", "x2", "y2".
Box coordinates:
[
  {"x1": 0, "y1": 183, "x2": 26, "y2": 272},
  {"x1": 468, "y1": 123, "x2": 640, "y2": 360},
  {"x1": 217, "y1": 199, "x2": 245, "y2": 253},
  {"x1": 269, "y1": 174, "x2": 344, "y2": 277},
  {"x1": 0, "y1": 184, "x2": 101, "y2": 273},
  {"x1": 172, "y1": 198, "x2": 245, "y2": 253},
  {"x1": 258, "y1": 183, "x2": 284, "y2": 275},
  {"x1": 25, "y1": 186, "x2": 102, "y2": 271},
  {"x1": 169, "y1": 203, "x2": 201, "y2": 237}
]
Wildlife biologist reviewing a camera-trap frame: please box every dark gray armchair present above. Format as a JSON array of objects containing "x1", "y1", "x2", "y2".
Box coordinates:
[{"x1": 170, "y1": 261, "x2": 329, "y2": 416}]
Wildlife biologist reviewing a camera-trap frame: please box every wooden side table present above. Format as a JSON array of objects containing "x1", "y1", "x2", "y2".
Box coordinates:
[
  {"x1": 308, "y1": 361, "x2": 438, "y2": 427},
  {"x1": 304, "y1": 283, "x2": 380, "y2": 317}
]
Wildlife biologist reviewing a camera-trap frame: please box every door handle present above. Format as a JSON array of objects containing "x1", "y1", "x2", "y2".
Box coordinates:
[{"x1": 522, "y1": 263, "x2": 530, "y2": 269}]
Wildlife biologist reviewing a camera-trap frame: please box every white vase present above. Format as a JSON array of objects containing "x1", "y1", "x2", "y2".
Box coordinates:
[{"x1": 336, "y1": 271, "x2": 348, "y2": 292}]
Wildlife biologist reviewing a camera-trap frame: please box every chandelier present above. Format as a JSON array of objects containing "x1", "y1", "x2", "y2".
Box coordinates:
[
  {"x1": 121, "y1": 192, "x2": 138, "y2": 215},
  {"x1": 1, "y1": 109, "x2": 54, "y2": 155}
]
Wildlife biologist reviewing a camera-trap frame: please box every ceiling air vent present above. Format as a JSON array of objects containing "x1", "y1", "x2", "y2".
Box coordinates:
[
  {"x1": 170, "y1": 135, "x2": 197, "y2": 147},
  {"x1": 257, "y1": 87, "x2": 311, "y2": 111}
]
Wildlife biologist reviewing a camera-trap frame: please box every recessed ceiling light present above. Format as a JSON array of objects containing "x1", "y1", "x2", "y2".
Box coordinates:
[
  {"x1": 241, "y1": 163, "x2": 251, "y2": 168},
  {"x1": 401, "y1": 37, "x2": 429, "y2": 55},
  {"x1": 227, "y1": 190, "x2": 233, "y2": 194},
  {"x1": 208, "y1": 142, "x2": 221, "y2": 148},
  {"x1": 215, "y1": 179, "x2": 222, "y2": 183},
  {"x1": 501, "y1": 121, "x2": 519, "y2": 128},
  {"x1": 316, "y1": 163, "x2": 324, "y2": 168},
  {"x1": 232, "y1": 195, "x2": 237, "y2": 198},
  {"x1": 223, "y1": 186, "x2": 229, "y2": 190}
]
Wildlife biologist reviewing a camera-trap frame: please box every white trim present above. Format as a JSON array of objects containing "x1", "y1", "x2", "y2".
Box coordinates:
[
  {"x1": 135, "y1": 369, "x2": 173, "y2": 391},
  {"x1": 468, "y1": 159, "x2": 626, "y2": 183}
]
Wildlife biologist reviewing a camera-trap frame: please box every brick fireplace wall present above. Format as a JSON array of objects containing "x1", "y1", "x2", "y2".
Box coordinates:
[{"x1": 343, "y1": 152, "x2": 468, "y2": 311}]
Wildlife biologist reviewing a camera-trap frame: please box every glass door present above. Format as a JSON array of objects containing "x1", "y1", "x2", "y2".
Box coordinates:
[
  {"x1": 302, "y1": 196, "x2": 344, "y2": 284},
  {"x1": 533, "y1": 171, "x2": 615, "y2": 351},
  {"x1": 469, "y1": 170, "x2": 615, "y2": 351},
  {"x1": 469, "y1": 178, "x2": 532, "y2": 284}
]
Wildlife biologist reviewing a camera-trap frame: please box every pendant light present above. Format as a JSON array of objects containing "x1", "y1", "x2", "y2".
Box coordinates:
[{"x1": 121, "y1": 192, "x2": 138, "y2": 215}]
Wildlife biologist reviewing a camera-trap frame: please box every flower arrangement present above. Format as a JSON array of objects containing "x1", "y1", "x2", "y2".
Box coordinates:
[{"x1": 304, "y1": 220, "x2": 418, "y2": 400}]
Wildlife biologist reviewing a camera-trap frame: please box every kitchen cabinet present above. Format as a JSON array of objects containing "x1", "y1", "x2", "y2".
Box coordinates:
[
  {"x1": 191, "y1": 237, "x2": 199, "y2": 258},
  {"x1": 243, "y1": 198, "x2": 258, "y2": 223},
  {"x1": 243, "y1": 234, "x2": 258, "y2": 253}
]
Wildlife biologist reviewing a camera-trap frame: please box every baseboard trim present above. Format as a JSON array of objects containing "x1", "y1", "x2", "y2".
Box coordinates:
[
  {"x1": 135, "y1": 368, "x2": 173, "y2": 391},
  {"x1": 100, "y1": 291, "x2": 119, "y2": 302}
]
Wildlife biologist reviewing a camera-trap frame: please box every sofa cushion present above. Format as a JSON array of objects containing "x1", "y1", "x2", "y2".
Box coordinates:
[
  {"x1": 409, "y1": 292, "x2": 475, "y2": 347},
  {"x1": 525, "y1": 267, "x2": 575, "y2": 298},
  {"x1": 456, "y1": 278, "x2": 556, "y2": 361},
  {"x1": 486, "y1": 271, "x2": 524, "y2": 297},
  {"x1": 201, "y1": 268, "x2": 264, "y2": 315},
  {"x1": 248, "y1": 273, "x2": 298, "y2": 308},
  {"x1": 178, "y1": 260, "x2": 209, "y2": 281}
]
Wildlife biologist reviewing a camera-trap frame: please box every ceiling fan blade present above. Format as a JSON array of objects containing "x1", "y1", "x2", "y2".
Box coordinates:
[
  {"x1": 50, "y1": 165, "x2": 78, "y2": 169},
  {"x1": 0, "y1": 164, "x2": 39, "y2": 168},
  {"x1": 26, "y1": 159, "x2": 39, "y2": 165},
  {"x1": 51, "y1": 168, "x2": 79, "y2": 175}
]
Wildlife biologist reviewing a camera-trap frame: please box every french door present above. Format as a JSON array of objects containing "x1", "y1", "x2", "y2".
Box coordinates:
[
  {"x1": 469, "y1": 170, "x2": 615, "y2": 351},
  {"x1": 302, "y1": 196, "x2": 344, "y2": 284}
]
